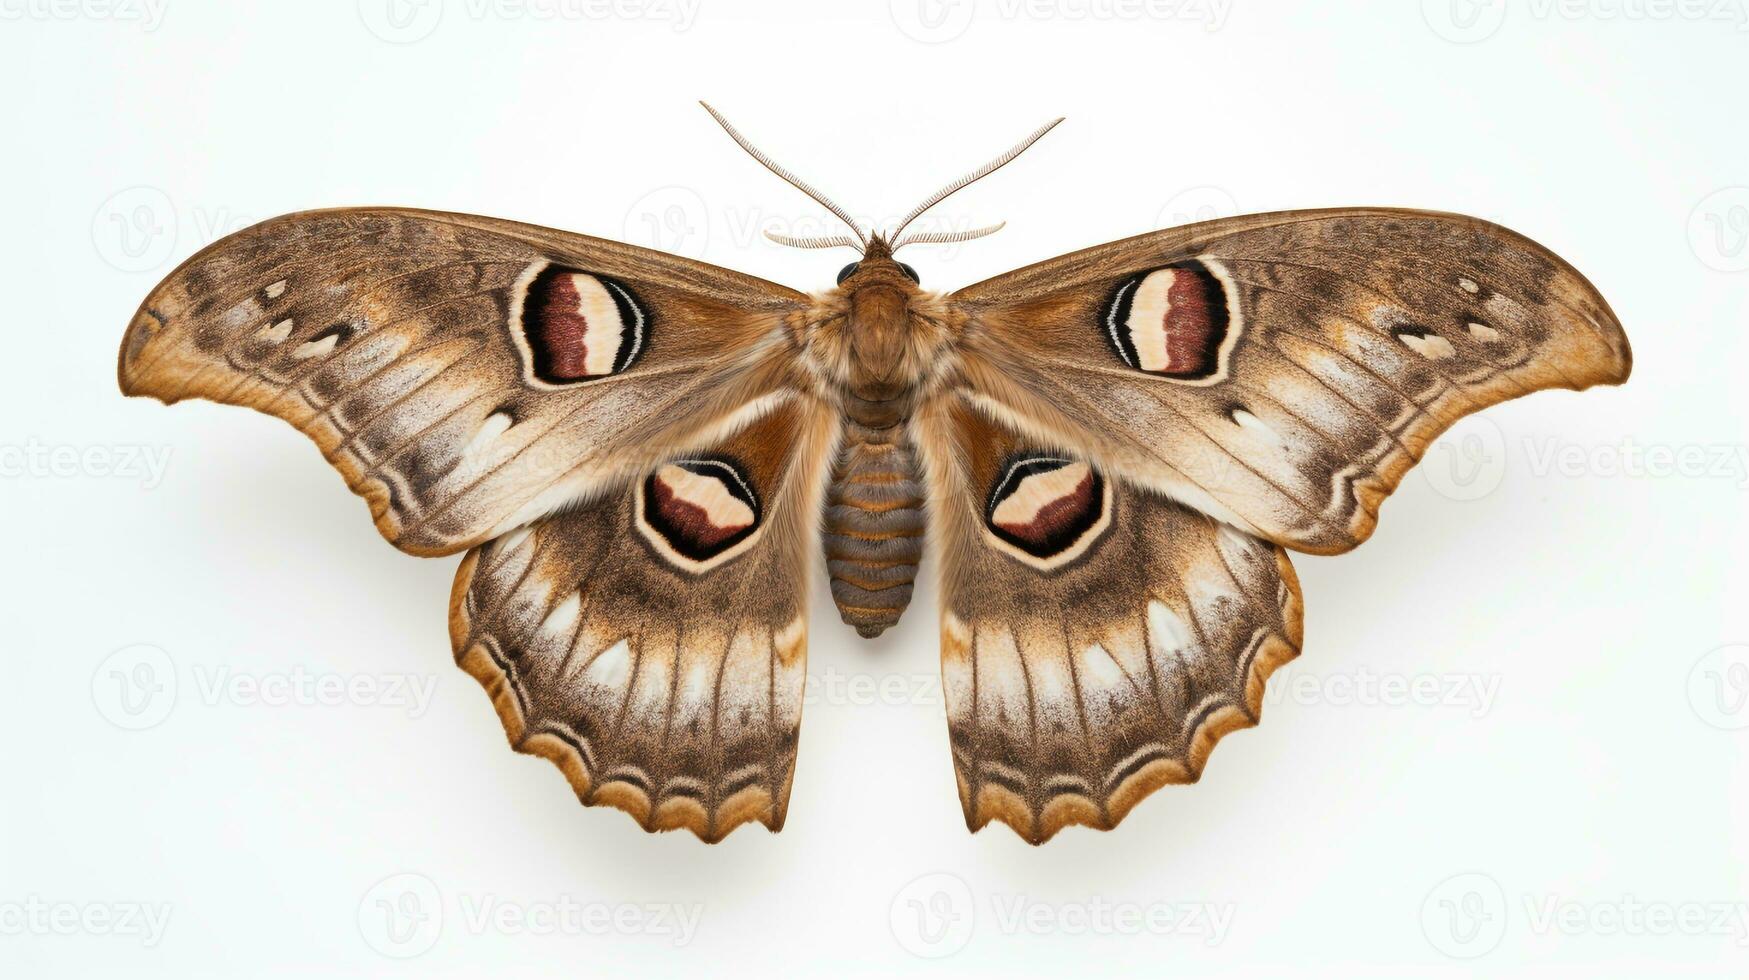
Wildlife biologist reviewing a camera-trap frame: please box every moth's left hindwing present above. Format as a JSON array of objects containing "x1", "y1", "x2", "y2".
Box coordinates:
[
  {"x1": 915, "y1": 394, "x2": 1302, "y2": 844},
  {"x1": 118, "y1": 208, "x2": 808, "y2": 555},
  {"x1": 451, "y1": 395, "x2": 837, "y2": 841}
]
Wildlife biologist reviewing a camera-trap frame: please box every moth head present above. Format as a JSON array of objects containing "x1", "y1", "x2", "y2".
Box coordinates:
[
  {"x1": 836, "y1": 236, "x2": 920, "y2": 289},
  {"x1": 699, "y1": 101, "x2": 1060, "y2": 278}
]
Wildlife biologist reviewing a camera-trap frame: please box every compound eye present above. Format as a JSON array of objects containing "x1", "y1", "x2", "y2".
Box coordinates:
[
  {"x1": 836, "y1": 262, "x2": 860, "y2": 285},
  {"x1": 898, "y1": 262, "x2": 920, "y2": 285}
]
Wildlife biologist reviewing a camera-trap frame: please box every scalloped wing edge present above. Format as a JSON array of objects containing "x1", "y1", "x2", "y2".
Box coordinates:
[
  {"x1": 446, "y1": 550, "x2": 789, "y2": 843},
  {"x1": 954, "y1": 548, "x2": 1304, "y2": 845}
]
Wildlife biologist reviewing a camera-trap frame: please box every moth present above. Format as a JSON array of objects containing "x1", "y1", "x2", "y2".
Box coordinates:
[{"x1": 117, "y1": 104, "x2": 1631, "y2": 844}]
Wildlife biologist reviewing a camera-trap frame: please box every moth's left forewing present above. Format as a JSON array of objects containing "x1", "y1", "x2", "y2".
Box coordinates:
[
  {"x1": 912, "y1": 394, "x2": 1302, "y2": 844},
  {"x1": 948, "y1": 209, "x2": 1631, "y2": 554},
  {"x1": 450, "y1": 392, "x2": 838, "y2": 841}
]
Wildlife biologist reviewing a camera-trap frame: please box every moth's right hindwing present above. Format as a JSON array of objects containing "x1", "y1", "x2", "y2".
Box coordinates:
[
  {"x1": 915, "y1": 393, "x2": 1303, "y2": 844},
  {"x1": 118, "y1": 208, "x2": 809, "y2": 556},
  {"x1": 450, "y1": 395, "x2": 837, "y2": 841}
]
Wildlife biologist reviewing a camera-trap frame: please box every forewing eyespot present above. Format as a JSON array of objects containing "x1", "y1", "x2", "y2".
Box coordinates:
[
  {"x1": 1101, "y1": 260, "x2": 1233, "y2": 381},
  {"x1": 516, "y1": 264, "x2": 647, "y2": 384}
]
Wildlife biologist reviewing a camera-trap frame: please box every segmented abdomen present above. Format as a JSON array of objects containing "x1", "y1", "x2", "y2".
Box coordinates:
[{"x1": 824, "y1": 421, "x2": 925, "y2": 638}]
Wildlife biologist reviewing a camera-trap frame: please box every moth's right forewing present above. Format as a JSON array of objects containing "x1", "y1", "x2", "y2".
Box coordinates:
[{"x1": 119, "y1": 207, "x2": 810, "y2": 556}]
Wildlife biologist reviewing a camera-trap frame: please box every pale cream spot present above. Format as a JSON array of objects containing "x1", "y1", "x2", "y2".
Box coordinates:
[
  {"x1": 657, "y1": 464, "x2": 755, "y2": 530},
  {"x1": 1467, "y1": 322, "x2": 1501, "y2": 342},
  {"x1": 974, "y1": 627, "x2": 1029, "y2": 725},
  {"x1": 541, "y1": 593, "x2": 581, "y2": 637},
  {"x1": 1124, "y1": 268, "x2": 1182, "y2": 372},
  {"x1": 716, "y1": 632, "x2": 765, "y2": 730},
  {"x1": 258, "y1": 318, "x2": 294, "y2": 343},
  {"x1": 942, "y1": 652, "x2": 972, "y2": 723},
  {"x1": 1231, "y1": 408, "x2": 1282, "y2": 446},
  {"x1": 292, "y1": 333, "x2": 339, "y2": 359},
  {"x1": 1399, "y1": 333, "x2": 1456, "y2": 360},
  {"x1": 463, "y1": 411, "x2": 515, "y2": 458},
  {"x1": 264, "y1": 279, "x2": 288, "y2": 299},
  {"x1": 582, "y1": 639, "x2": 633, "y2": 691},
  {"x1": 1458, "y1": 277, "x2": 1480, "y2": 294},
  {"x1": 991, "y1": 461, "x2": 1092, "y2": 529},
  {"x1": 1079, "y1": 643, "x2": 1127, "y2": 692},
  {"x1": 561, "y1": 272, "x2": 628, "y2": 376},
  {"x1": 1027, "y1": 645, "x2": 1073, "y2": 709},
  {"x1": 1147, "y1": 600, "x2": 1192, "y2": 656},
  {"x1": 679, "y1": 659, "x2": 715, "y2": 705},
  {"x1": 629, "y1": 652, "x2": 673, "y2": 716}
]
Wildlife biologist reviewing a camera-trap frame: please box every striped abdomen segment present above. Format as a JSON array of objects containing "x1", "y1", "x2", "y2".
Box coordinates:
[{"x1": 825, "y1": 421, "x2": 925, "y2": 638}]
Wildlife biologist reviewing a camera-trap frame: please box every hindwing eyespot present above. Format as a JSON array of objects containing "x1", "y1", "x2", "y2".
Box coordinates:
[
  {"x1": 984, "y1": 454, "x2": 1111, "y2": 570},
  {"x1": 637, "y1": 457, "x2": 762, "y2": 572}
]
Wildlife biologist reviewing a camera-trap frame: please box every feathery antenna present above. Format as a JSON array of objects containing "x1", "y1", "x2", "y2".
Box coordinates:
[
  {"x1": 892, "y1": 221, "x2": 1007, "y2": 250},
  {"x1": 886, "y1": 117, "x2": 1063, "y2": 244},
  {"x1": 700, "y1": 101, "x2": 869, "y2": 249},
  {"x1": 763, "y1": 231, "x2": 866, "y2": 251},
  {"x1": 700, "y1": 102, "x2": 1062, "y2": 256}
]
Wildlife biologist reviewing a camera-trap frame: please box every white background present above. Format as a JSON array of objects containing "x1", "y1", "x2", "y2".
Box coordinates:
[{"x1": 2, "y1": 0, "x2": 1746, "y2": 976}]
